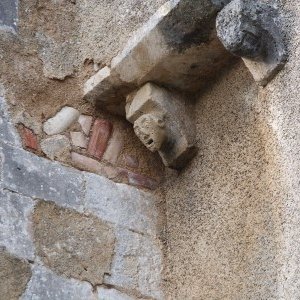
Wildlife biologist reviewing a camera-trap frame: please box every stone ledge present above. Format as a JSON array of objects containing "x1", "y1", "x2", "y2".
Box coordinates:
[{"x1": 84, "y1": 0, "x2": 233, "y2": 114}]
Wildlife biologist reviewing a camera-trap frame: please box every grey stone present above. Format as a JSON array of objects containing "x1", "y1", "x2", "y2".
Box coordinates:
[
  {"x1": 83, "y1": 0, "x2": 232, "y2": 111},
  {"x1": 0, "y1": 250, "x2": 32, "y2": 300},
  {"x1": 0, "y1": 0, "x2": 18, "y2": 31},
  {"x1": 41, "y1": 134, "x2": 71, "y2": 160},
  {"x1": 21, "y1": 264, "x2": 93, "y2": 300},
  {"x1": 0, "y1": 96, "x2": 21, "y2": 146},
  {"x1": 84, "y1": 173, "x2": 158, "y2": 236},
  {"x1": 32, "y1": 201, "x2": 115, "y2": 286},
  {"x1": 216, "y1": 0, "x2": 287, "y2": 85},
  {"x1": 0, "y1": 141, "x2": 84, "y2": 210},
  {"x1": 0, "y1": 189, "x2": 35, "y2": 260},
  {"x1": 104, "y1": 227, "x2": 164, "y2": 300},
  {"x1": 97, "y1": 287, "x2": 135, "y2": 300}
]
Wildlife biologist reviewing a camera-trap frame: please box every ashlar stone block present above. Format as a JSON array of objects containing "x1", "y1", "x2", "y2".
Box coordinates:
[
  {"x1": 32, "y1": 201, "x2": 115, "y2": 286},
  {"x1": 21, "y1": 264, "x2": 93, "y2": 300},
  {"x1": 0, "y1": 250, "x2": 32, "y2": 300}
]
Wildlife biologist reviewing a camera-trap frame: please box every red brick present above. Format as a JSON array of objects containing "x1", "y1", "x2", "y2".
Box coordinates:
[
  {"x1": 87, "y1": 119, "x2": 113, "y2": 160},
  {"x1": 20, "y1": 126, "x2": 38, "y2": 150},
  {"x1": 127, "y1": 171, "x2": 159, "y2": 190}
]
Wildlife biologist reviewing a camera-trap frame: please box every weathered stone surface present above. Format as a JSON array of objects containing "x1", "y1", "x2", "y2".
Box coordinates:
[
  {"x1": 43, "y1": 107, "x2": 80, "y2": 135},
  {"x1": 21, "y1": 264, "x2": 93, "y2": 300},
  {"x1": 127, "y1": 171, "x2": 159, "y2": 190},
  {"x1": 104, "y1": 228, "x2": 163, "y2": 299},
  {"x1": 33, "y1": 201, "x2": 115, "y2": 285},
  {"x1": 15, "y1": 111, "x2": 42, "y2": 135},
  {"x1": 0, "y1": 96, "x2": 21, "y2": 146},
  {"x1": 70, "y1": 131, "x2": 88, "y2": 148},
  {"x1": 124, "y1": 154, "x2": 139, "y2": 169},
  {"x1": 0, "y1": 250, "x2": 32, "y2": 300},
  {"x1": 84, "y1": 0, "x2": 232, "y2": 108},
  {"x1": 97, "y1": 287, "x2": 135, "y2": 300},
  {"x1": 19, "y1": 126, "x2": 38, "y2": 151},
  {"x1": 78, "y1": 115, "x2": 93, "y2": 136},
  {"x1": 216, "y1": 0, "x2": 287, "y2": 85},
  {"x1": 41, "y1": 134, "x2": 71, "y2": 160},
  {"x1": 0, "y1": 189, "x2": 35, "y2": 260},
  {"x1": 84, "y1": 173, "x2": 158, "y2": 236},
  {"x1": 71, "y1": 152, "x2": 119, "y2": 179},
  {"x1": 0, "y1": 0, "x2": 18, "y2": 31},
  {"x1": 87, "y1": 119, "x2": 113, "y2": 160},
  {"x1": 103, "y1": 130, "x2": 124, "y2": 164},
  {"x1": 0, "y1": 141, "x2": 84, "y2": 210},
  {"x1": 126, "y1": 83, "x2": 197, "y2": 169}
]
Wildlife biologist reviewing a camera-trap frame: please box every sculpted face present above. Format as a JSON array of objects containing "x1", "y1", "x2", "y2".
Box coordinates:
[{"x1": 133, "y1": 114, "x2": 166, "y2": 152}]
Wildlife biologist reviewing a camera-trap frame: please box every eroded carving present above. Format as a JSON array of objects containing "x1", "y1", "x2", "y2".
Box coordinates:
[
  {"x1": 126, "y1": 83, "x2": 196, "y2": 169},
  {"x1": 216, "y1": 0, "x2": 287, "y2": 85}
]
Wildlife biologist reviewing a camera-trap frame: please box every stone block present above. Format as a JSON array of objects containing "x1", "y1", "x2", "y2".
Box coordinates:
[
  {"x1": 15, "y1": 111, "x2": 42, "y2": 135},
  {"x1": 97, "y1": 287, "x2": 135, "y2": 300},
  {"x1": 43, "y1": 107, "x2": 80, "y2": 135},
  {"x1": 216, "y1": 0, "x2": 287, "y2": 85},
  {"x1": 19, "y1": 126, "x2": 38, "y2": 151},
  {"x1": 104, "y1": 228, "x2": 163, "y2": 300},
  {"x1": 0, "y1": 141, "x2": 84, "y2": 210},
  {"x1": 78, "y1": 115, "x2": 93, "y2": 136},
  {"x1": 83, "y1": 0, "x2": 232, "y2": 108},
  {"x1": 0, "y1": 250, "x2": 32, "y2": 300},
  {"x1": 84, "y1": 173, "x2": 158, "y2": 236},
  {"x1": 103, "y1": 130, "x2": 124, "y2": 165},
  {"x1": 71, "y1": 152, "x2": 119, "y2": 179},
  {"x1": 0, "y1": 96, "x2": 21, "y2": 146},
  {"x1": 127, "y1": 171, "x2": 159, "y2": 190},
  {"x1": 0, "y1": 0, "x2": 18, "y2": 31},
  {"x1": 32, "y1": 201, "x2": 115, "y2": 285},
  {"x1": 126, "y1": 83, "x2": 197, "y2": 169},
  {"x1": 70, "y1": 131, "x2": 88, "y2": 148},
  {"x1": 21, "y1": 265, "x2": 93, "y2": 300},
  {"x1": 87, "y1": 119, "x2": 113, "y2": 160},
  {"x1": 0, "y1": 189, "x2": 35, "y2": 260},
  {"x1": 41, "y1": 135, "x2": 71, "y2": 160}
]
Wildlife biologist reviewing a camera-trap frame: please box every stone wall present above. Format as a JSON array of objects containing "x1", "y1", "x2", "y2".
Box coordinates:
[
  {"x1": 0, "y1": 94, "x2": 164, "y2": 299},
  {"x1": 165, "y1": 1, "x2": 300, "y2": 299}
]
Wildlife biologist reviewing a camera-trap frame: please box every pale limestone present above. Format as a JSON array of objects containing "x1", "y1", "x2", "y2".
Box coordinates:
[
  {"x1": 103, "y1": 130, "x2": 124, "y2": 164},
  {"x1": 84, "y1": 173, "x2": 158, "y2": 236},
  {"x1": 41, "y1": 135, "x2": 71, "y2": 160},
  {"x1": 97, "y1": 287, "x2": 135, "y2": 300},
  {"x1": 78, "y1": 115, "x2": 93, "y2": 136},
  {"x1": 21, "y1": 264, "x2": 93, "y2": 300},
  {"x1": 70, "y1": 131, "x2": 88, "y2": 148},
  {"x1": 0, "y1": 189, "x2": 35, "y2": 260},
  {"x1": 43, "y1": 107, "x2": 80, "y2": 135}
]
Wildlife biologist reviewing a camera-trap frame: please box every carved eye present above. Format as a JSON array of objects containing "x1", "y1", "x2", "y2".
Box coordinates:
[{"x1": 147, "y1": 139, "x2": 154, "y2": 145}]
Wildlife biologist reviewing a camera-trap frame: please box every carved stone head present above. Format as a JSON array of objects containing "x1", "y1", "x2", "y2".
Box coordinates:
[
  {"x1": 216, "y1": 0, "x2": 265, "y2": 59},
  {"x1": 133, "y1": 114, "x2": 166, "y2": 152}
]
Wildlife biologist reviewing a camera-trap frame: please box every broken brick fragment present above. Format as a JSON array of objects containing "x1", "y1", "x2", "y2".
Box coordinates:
[
  {"x1": 127, "y1": 171, "x2": 159, "y2": 190},
  {"x1": 87, "y1": 119, "x2": 113, "y2": 160},
  {"x1": 19, "y1": 126, "x2": 38, "y2": 151}
]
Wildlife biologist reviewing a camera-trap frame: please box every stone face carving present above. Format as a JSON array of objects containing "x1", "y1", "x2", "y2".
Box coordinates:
[
  {"x1": 126, "y1": 83, "x2": 196, "y2": 169},
  {"x1": 134, "y1": 114, "x2": 167, "y2": 153},
  {"x1": 216, "y1": 0, "x2": 287, "y2": 85}
]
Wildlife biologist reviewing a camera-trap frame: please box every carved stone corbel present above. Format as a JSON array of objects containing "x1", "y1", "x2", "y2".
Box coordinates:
[
  {"x1": 216, "y1": 0, "x2": 287, "y2": 86},
  {"x1": 126, "y1": 83, "x2": 197, "y2": 170}
]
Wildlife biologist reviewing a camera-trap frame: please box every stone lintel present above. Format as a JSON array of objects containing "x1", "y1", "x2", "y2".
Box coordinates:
[{"x1": 83, "y1": 0, "x2": 233, "y2": 113}]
